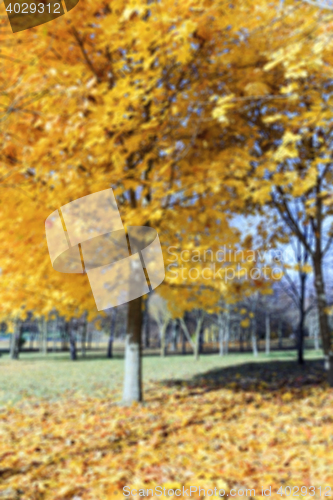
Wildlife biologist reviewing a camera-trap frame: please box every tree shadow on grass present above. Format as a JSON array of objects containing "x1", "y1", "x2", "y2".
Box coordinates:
[{"x1": 159, "y1": 358, "x2": 327, "y2": 396}]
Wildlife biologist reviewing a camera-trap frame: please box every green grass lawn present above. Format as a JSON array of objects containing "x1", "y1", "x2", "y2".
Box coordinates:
[{"x1": 0, "y1": 348, "x2": 324, "y2": 405}]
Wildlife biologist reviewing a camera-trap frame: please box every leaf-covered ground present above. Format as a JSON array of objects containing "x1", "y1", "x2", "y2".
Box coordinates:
[{"x1": 0, "y1": 355, "x2": 332, "y2": 500}]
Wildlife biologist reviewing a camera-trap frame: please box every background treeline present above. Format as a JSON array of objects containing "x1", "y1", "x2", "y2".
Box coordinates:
[{"x1": 3, "y1": 281, "x2": 327, "y2": 362}]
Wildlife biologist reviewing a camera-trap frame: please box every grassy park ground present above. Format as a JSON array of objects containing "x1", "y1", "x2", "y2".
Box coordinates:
[
  {"x1": 0, "y1": 349, "x2": 324, "y2": 404},
  {"x1": 0, "y1": 350, "x2": 332, "y2": 499}
]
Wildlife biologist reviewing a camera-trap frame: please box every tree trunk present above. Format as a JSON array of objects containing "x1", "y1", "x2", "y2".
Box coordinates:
[
  {"x1": 122, "y1": 296, "x2": 143, "y2": 404},
  {"x1": 52, "y1": 328, "x2": 57, "y2": 352},
  {"x1": 239, "y1": 324, "x2": 243, "y2": 352},
  {"x1": 297, "y1": 270, "x2": 307, "y2": 365},
  {"x1": 160, "y1": 321, "x2": 167, "y2": 357},
  {"x1": 194, "y1": 314, "x2": 204, "y2": 361},
  {"x1": 66, "y1": 321, "x2": 77, "y2": 361},
  {"x1": 218, "y1": 312, "x2": 224, "y2": 356},
  {"x1": 225, "y1": 310, "x2": 230, "y2": 354},
  {"x1": 81, "y1": 317, "x2": 87, "y2": 358},
  {"x1": 171, "y1": 319, "x2": 178, "y2": 352},
  {"x1": 298, "y1": 312, "x2": 305, "y2": 365},
  {"x1": 143, "y1": 297, "x2": 150, "y2": 349},
  {"x1": 69, "y1": 333, "x2": 77, "y2": 360},
  {"x1": 327, "y1": 354, "x2": 333, "y2": 387},
  {"x1": 54, "y1": 316, "x2": 59, "y2": 352},
  {"x1": 313, "y1": 259, "x2": 330, "y2": 353},
  {"x1": 194, "y1": 329, "x2": 200, "y2": 360},
  {"x1": 199, "y1": 326, "x2": 204, "y2": 355},
  {"x1": 314, "y1": 315, "x2": 320, "y2": 350},
  {"x1": 37, "y1": 325, "x2": 42, "y2": 352},
  {"x1": 251, "y1": 316, "x2": 258, "y2": 357},
  {"x1": 313, "y1": 257, "x2": 332, "y2": 383},
  {"x1": 10, "y1": 320, "x2": 21, "y2": 359},
  {"x1": 182, "y1": 326, "x2": 186, "y2": 355},
  {"x1": 42, "y1": 317, "x2": 48, "y2": 355},
  {"x1": 107, "y1": 308, "x2": 117, "y2": 359},
  {"x1": 180, "y1": 317, "x2": 195, "y2": 356},
  {"x1": 265, "y1": 312, "x2": 270, "y2": 355}
]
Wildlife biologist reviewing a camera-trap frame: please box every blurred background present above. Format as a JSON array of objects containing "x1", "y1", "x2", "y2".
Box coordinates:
[{"x1": 0, "y1": 0, "x2": 333, "y2": 498}]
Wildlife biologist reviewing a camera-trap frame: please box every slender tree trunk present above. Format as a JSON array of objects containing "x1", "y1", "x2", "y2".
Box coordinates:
[
  {"x1": 239, "y1": 324, "x2": 243, "y2": 352},
  {"x1": 313, "y1": 259, "x2": 330, "y2": 353},
  {"x1": 225, "y1": 310, "x2": 230, "y2": 354},
  {"x1": 265, "y1": 312, "x2": 270, "y2": 355},
  {"x1": 199, "y1": 326, "x2": 204, "y2": 355},
  {"x1": 194, "y1": 328, "x2": 200, "y2": 360},
  {"x1": 15, "y1": 322, "x2": 21, "y2": 359},
  {"x1": 122, "y1": 296, "x2": 143, "y2": 404},
  {"x1": 171, "y1": 320, "x2": 178, "y2": 352},
  {"x1": 69, "y1": 332, "x2": 77, "y2": 360},
  {"x1": 298, "y1": 311, "x2": 305, "y2": 365},
  {"x1": 66, "y1": 321, "x2": 77, "y2": 361},
  {"x1": 81, "y1": 316, "x2": 87, "y2": 358},
  {"x1": 87, "y1": 329, "x2": 93, "y2": 351},
  {"x1": 38, "y1": 323, "x2": 43, "y2": 352},
  {"x1": 9, "y1": 333, "x2": 15, "y2": 358},
  {"x1": 297, "y1": 271, "x2": 307, "y2": 365},
  {"x1": 10, "y1": 320, "x2": 21, "y2": 359},
  {"x1": 182, "y1": 326, "x2": 186, "y2": 355},
  {"x1": 54, "y1": 316, "x2": 59, "y2": 352},
  {"x1": 53, "y1": 328, "x2": 57, "y2": 352},
  {"x1": 313, "y1": 257, "x2": 333, "y2": 384},
  {"x1": 218, "y1": 313, "x2": 224, "y2": 356},
  {"x1": 107, "y1": 308, "x2": 117, "y2": 359},
  {"x1": 314, "y1": 314, "x2": 320, "y2": 350},
  {"x1": 143, "y1": 297, "x2": 150, "y2": 349},
  {"x1": 180, "y1": 317, "x2": 195, "y2": 356},
  {"x1": 251, "y1": 317, "x2": 258, "y2": 357},
  {"x1": 194, "y1": 314, "x2": 204, "y2": 361},
  {"x1": 42, "y1": 317, "x2": 48, "y2": 355},
  {"x1": 160, "y1": 321, "x2": 167, "y2": 357}
]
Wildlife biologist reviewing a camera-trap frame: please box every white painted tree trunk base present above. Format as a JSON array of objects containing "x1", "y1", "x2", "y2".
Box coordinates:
[
  {"x1": 324, "y1": 353, "x2": 333, "y2": 387},
  {"x1": 122, "y1": 339, "x2": 142, "y2": 404}
]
